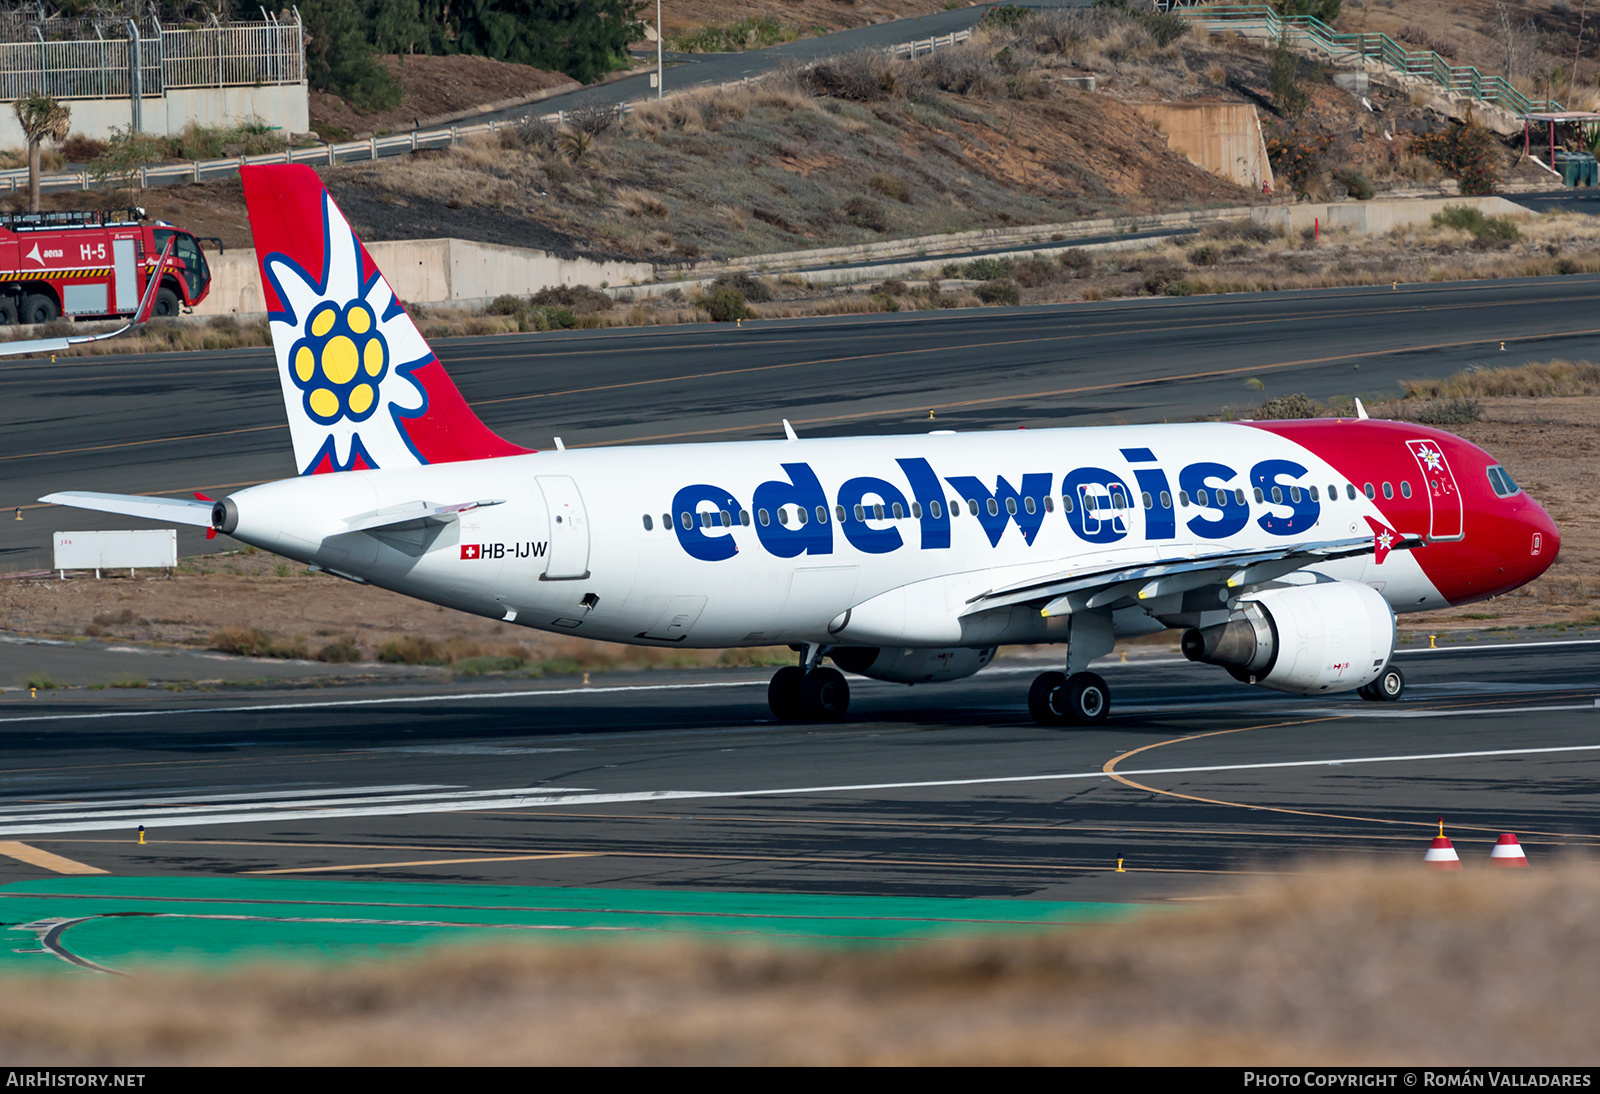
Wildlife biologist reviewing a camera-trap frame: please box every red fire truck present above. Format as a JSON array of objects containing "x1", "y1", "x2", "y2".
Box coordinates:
[{"x1": 0, "y1": 208, "x2": 214, "y2": 325}]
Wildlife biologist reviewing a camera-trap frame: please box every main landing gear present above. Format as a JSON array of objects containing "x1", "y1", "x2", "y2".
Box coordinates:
[
  {"x1": 1358, "y1": 664, "x2": 1405, "y2": 702},
  {"x1": 1029, "y1": 610, "x2": 1117, "y2": 727},
  {"x1": 768, "y1": 645, "x2": 850, "y2": 722},
  {"x1": 1028, "y1": 671, "x2": 1110, "y2": 726}
]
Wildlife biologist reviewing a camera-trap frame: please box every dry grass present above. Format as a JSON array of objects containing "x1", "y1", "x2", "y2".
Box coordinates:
[
  {"x1": 6, "y1": 862, "x2": 1600, "y2": 1064},
  {"x1": 1400, "y1": 359, "x2": 1600, "y2": 399}
]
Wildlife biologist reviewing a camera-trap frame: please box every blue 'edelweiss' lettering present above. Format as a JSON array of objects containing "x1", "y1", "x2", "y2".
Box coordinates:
[
  {"x1": 944, "y1": 472, "x2": 1051, "y2": 547},
  {"x1": 672, "y1": 453, "x2": 1321, "y2": 561}
]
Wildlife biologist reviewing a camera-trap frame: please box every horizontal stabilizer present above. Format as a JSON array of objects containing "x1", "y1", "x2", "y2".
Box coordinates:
[
  {"x1": 0, "y1": 238, "x2": 176, "y2": 359},
  {"x1": 39, "y1": 490, "x2": 214, "y2": 528},
  {"x1": 343, "y1": 498, "x2": 505, "y2": 535}
]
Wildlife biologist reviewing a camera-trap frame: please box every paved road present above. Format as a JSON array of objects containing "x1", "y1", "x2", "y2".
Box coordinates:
[
  {"x1": 7, "y1": 274, "x2": 1600, "y2": 569},
  {"x1": 0, "y1": 642, "x2": 1595, "y2": 904}
]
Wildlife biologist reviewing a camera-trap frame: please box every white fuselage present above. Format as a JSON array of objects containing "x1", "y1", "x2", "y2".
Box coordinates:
[{"x1": 223, "y1": 422, "x2": 1444, "y2": 649}]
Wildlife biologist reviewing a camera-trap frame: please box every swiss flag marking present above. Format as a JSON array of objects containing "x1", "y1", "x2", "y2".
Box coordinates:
[
  {"x1": 1365, "y1": 516, "x2": 1397, "y2": 565},
  {"x1": 460, "y1": 544, "x2": 481, "y2": 560}
]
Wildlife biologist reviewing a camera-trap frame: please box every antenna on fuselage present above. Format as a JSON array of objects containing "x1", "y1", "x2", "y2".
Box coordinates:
[
  {"x1": 1354, "y1": 399, "x2": 1370, "y2": 421},
  {"x1": 554, "y1": 436, "x2": 566, "y2": 450},
  {"x1": 782, "y1": 419, "x2": 798, "y2": 442}
]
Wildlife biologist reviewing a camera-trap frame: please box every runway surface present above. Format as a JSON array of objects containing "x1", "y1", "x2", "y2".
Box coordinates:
[
  {"x1": 9, "y1": 275, "x2": 1600, "y2": 569},
  {"x1": 0, "y1": 643, "x2": 1594, "y2": 916}
]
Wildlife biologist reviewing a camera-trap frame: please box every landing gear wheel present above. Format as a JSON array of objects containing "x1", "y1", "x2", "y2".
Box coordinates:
[
  {"x1": 798, "y1": 666, "x2": 850, "y2": 722},
  {"x1": 1360, "y1": 665, "x2": 1405, "y2": 702},
  {"x1": 152, "y1": 287, "x2": 180, "y2": 318},
  {"x1": 767, "y1": 666, "x2": 804, "y2": 721},
  {"x1": 1062, "y1": 671, "x2": 1110, "y2": 726},
  {"x1": 1028, "y1": 671, "x2": 1068, "y2": 726},
  {"x1": 19, "y1": 293, "x2": 56, "y2": 325},
  {"x1": 0, "y1": 298, "x2": 15, "y2": 326}
]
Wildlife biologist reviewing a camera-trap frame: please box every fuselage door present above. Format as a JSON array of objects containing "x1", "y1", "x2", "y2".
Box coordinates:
[
  {"x1": 537, "y1": 475, "x2": 591, "y2": 579},
  {"x1": 1406, "y1": 438, "x2": 1464, "y2": 541}
]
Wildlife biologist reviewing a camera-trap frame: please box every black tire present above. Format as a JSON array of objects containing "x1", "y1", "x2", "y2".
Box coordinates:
[
  {"x1": 153, "y1": 287, "x2": 181, "y2": 318},
  {"x1": 1028, "y1": 671, "x2": 1068, "y2": 726},
  {"x1": 798, "y1": 666, "x2": 850, "y2": 722},
  {"x1": 0, "y1": 297, "x2": 15, "y2": 326},
  {"x1": 19, "y1": 292, "x2": 56, "y2": 325},
  {"x1": 1062, "y1": 671, "x2": 1110, "y2": 726},
  {"x1": 768, "y1": 665, "x2": 804, "y2": 721},
  {"x1": 1358, "y1": 667, "x2": 1405, "y2": 702},
  {"x1": 1373, "y1": 665, "x2": 1405, "y2": 702}
]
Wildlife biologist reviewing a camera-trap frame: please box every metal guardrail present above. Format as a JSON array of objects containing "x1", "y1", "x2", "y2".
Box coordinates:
[
  {"x1": 0, "y1": 28, "x2": 971, "y2": 197},
  {"x1": 1168, "y1": 5, "x2": 1561, "y2": 117},
  {"x1": 0, "y1": 17, "x2": 302, "y2": 102}
]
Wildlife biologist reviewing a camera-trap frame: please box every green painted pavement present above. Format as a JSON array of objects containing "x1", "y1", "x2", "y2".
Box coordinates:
[{"x1": 0, "y1": 876, "x2": 1149, "y2": 974}]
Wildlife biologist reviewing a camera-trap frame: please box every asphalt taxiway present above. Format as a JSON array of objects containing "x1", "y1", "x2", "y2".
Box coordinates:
[{"x1": 0, "y1": 642, "x2": 1594, "y2": 904}]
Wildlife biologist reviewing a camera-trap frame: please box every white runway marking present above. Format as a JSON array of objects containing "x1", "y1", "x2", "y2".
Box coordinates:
[{"x1": 5, "y1": 736, "x2": 1600, "y2": 836}]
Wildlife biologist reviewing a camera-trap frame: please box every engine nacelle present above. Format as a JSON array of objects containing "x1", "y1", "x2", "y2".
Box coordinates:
[
  {"x1": 830, "y1": 646, "x2": 996, "y2": 684},
  {"x1": 1180, "y1": 581, "x2": 1395, "y2": 695}
]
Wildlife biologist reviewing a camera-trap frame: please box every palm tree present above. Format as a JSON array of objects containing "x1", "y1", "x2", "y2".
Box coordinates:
[{"x1": 14, "y1": 94, "x2": 70, "y2": 213}]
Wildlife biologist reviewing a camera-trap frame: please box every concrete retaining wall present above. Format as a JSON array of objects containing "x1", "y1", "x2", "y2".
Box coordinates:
[
  {"x1": 1132, "y1": 102, "x2": 1274, "y2": 191},
  {"x1": 1250, "y1": 195, "x2": 1534, "y2": 236},
  {"x1": 194, "y1": 236, "x2": 653, "y2": 318},
  {"x1": 0, "y1": 84, "x2": 309, "y2": 148}
]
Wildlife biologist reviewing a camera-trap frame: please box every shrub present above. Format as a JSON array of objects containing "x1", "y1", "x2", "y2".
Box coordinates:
[
  {"x1": 26, "y1": 672, "x2": 58, "y2": 690},
  {"x1": 1253, "y1": 393, "x2": 1321, "y2": 419},
  {"x1": 1265, "y1": 127, "x2": 1335, "y2": 196},
  {"x1": 1411, "y1": 398, "x2": 1483, "y2": 425},
  {"x1": 567, "y1": 102, "x2": 621, "y2": 136},
  {"x1": 1268, "y1": 34, "x2": 1310, "y2": 121},
  {"x1": 509, "y1": 115, "x2": 559, "y2": 151},
  {"x1": 979, "y1": 3, "x2": 1032, "y2": 30},
  {"x1": 531, "y1": 285, "x2": 615, "y2": 312},
  {"x1": 60, "y1": 133, "x2": 106, "y2": 161},
  {"x1": 1058, "y1": 250, "x2": 1095, "y2": 277},
  {"x1": 1335, "y1": 168, "x2": 1374, "y2": 200},
  {"x1": 708, "y1": 273, "x2": 772, "y2": 302},
  {"x1": 1431, "y1": 205, "x2": 1519, "y2": 244},
  {"x1": 805, "y1": 52, "x2": 897, "y2": 102},
  {"x1": 1009, "y1": 257, "x2": 1060, "y2": 287},
  {"x1": 976, "y1": 279, "x2": 1020, "y2": 305},
  {"x1": 705, "y1": 289, "x2": 754, "y2": 321},
  {"x1": 1412, "y1": 119, "x2": 1500, "y2": 195},
  {"x1": 964, "y1": 257, "x2": 1009, "y2": 281},
  {"x1": 1202, "y1": 219, "x2": 1278, "y2": 244},
  {"x1": 1188, "y1": 244, "x2": 1220, "y2": 266},
  {"x1": 843, "y1": 196, "x2": 891, "y2": 232},
  {"x1": 315, "y1": 638, "x2": 363, "y2": 663},
  {"x1": 867, "y1": 173, "x2": 911, "y2": 203},
  {"x1": 211, "y1": 628, "x2": 307, "y2": 659},
  {"x1": 378, "y1": 636, "x2": 448, "y2": 665}
]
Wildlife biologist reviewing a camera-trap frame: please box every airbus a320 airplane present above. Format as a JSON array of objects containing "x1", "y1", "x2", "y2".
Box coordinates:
[{"x1": 44, "y1": 166, "x2": 1561, "y2": 725}]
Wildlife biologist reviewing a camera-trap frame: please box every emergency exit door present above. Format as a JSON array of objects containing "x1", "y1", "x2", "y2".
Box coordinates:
[{"x1": 537, "y1": 475, "x2": 590, "y2": 579}]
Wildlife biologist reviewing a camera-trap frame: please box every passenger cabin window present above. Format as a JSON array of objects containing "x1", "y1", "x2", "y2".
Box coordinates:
[
  {"x1": 662, "y1": 513, "x2": 671, "y2": 529},
  {"x1": 758, "y1": 509, "x2": 770, "y2": 526},
  {"x1": 968, "y1": 499, "x2": 980, "y2": 516},
  {"x1": 778, "y1": 508, "x2": 790, "y2": 526},
  {"x1": 1177, "y1": 491, "x2": 1189, "y2": 508},
  {"x1": 1400, "y1": 482, "x2": 1412, "y2": 499},
  {"x1": 680, "y1": 512, "x2": 692, "y2": 530},
  {"x1": 816, "y1": 505, "x2": 828, "y2": 524},
  {"x1": 1061, "y1": 494, "x2": 1074, "y2": 513},
  {"x1": 1142, "y1": 491, "x2": 1153, "y2": 510},
  {"x1": 931, "y1": 500, "x2": 944, "y2": 519},
  {"x1": 1024, "y1": 497, "x2": 1036, "y2": 515},
  {"x1": 912, "y1": 502, "x2": 923, "y2": 518},
  {"x1": 837, "y1": 505, "x2": 848, "y2": 522},
  {"x1": 893, "y1": 502, "x2": 906, "y2": 519},
  {"x1": 1382, "y1": 482, "x2": 1394, "y2": 499},
  {"x1": 1253, "y1": 487, "x2": 1264, "y2": 504},
  {"x1": 1271, "y1": 487, "x2": 1283, "y2": 504},
  {"x1": 1346, "y1": 484, "x2": 1357, "y2": 500},
  {"x1": 643, "y1": 514, "x2": 653, "y2": 531},
  {"x1": 1364, "y1": 483, "x2": 1376, "y2": 499}
]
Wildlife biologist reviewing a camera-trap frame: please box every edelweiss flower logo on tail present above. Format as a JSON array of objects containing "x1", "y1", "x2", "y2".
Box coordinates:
[{"x1": 261, "y1": 191, "x2": 428, "y2": 475}]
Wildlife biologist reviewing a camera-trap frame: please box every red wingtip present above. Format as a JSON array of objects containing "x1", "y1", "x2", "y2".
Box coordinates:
[{"x1": 193, "y1": 492, "x2": 213, "y2": 502}]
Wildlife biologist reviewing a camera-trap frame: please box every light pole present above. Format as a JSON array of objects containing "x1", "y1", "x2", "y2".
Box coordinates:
[{"x1": 657, "y1": 0, "x2": 663, "y2": 100}]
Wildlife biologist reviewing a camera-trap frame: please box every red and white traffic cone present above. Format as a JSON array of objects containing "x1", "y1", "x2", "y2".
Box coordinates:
[
  {"x1": 1489, "y1": 832, "x2": 1528, "y2": 867},
  {"x1": 1424, "y1": 817, "x2": 1462, "y2": 870}
]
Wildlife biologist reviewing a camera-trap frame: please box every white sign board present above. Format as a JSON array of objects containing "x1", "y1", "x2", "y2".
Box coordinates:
[{"x1": 54, "y1": 529, "x2": 178, "y2": 575}]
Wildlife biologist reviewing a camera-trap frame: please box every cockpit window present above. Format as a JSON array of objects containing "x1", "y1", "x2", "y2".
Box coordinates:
[{"x1": 1487, "y1": 465, "x2": 1521, "y2": 497}]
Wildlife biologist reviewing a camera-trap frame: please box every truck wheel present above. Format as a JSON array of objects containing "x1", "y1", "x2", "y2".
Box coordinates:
[
  {"x1": 153, "y1": 288, "x2": 180, "y2": 318},
  {"x1": 20, "y1": 294, "x2": 57, "y2": 325},
  {"x1": 0, "y1": 298, "x2": 15, "y2": 326}
]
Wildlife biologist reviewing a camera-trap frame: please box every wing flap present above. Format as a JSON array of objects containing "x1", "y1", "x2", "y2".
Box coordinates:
[{"x1": 965, "y1": 534, "x2": 1423, "y2": 617}]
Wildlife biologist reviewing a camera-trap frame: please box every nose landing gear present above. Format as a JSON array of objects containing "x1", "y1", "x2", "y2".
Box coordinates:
[{"x1": 768, "y1": 646, "x2": 850, "y2": 722}]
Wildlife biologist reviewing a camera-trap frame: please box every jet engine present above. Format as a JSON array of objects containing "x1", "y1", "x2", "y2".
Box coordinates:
[
  {"x1": 830, "y1": 646, "x2": 996, "y2": 684},
  {"x1": 1180, "y1": 580, "x2": 1395, "y2": 695}
]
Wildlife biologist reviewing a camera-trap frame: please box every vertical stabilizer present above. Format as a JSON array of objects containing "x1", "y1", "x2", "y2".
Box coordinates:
[{"x1": 241, "y1": 165, "x2": 532, "y2": 475}]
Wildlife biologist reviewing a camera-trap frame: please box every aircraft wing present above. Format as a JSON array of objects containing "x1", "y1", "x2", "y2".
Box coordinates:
[
  {"x1": 0, "y1": 238, "x2": 176, "y2": 359},
  {"x1": 964, "y1": 530, "x2": 1423, "y2": 617},
  {"x1": 341, "y1": 499, "x2": 505, "y2": 534},
  {"x1": 39, "y1": 490, "x2": 215, "y2": 527}
]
